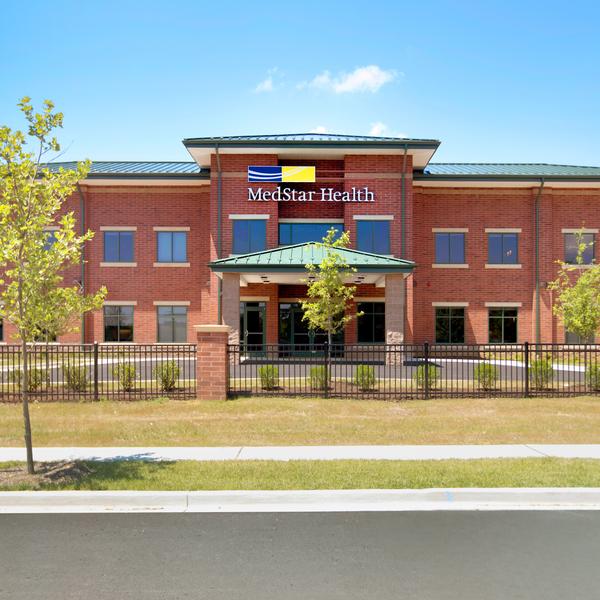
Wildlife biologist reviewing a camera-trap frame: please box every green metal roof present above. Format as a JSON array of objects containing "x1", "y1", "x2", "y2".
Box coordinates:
[
  {"x1": 421, "y1": 163, "x2": 600, "y2": 179},
  {"x1": 46, "y1": 161, "x2": 208, "y2": 178},
  {"x1": 209, "y1": 243, "x2": 415, "y2": 273}
]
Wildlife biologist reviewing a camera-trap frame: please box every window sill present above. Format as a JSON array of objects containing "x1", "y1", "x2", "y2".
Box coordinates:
[
  {"x1": 153, "y1": 262, "x2": 190, "y2": 267},
  {"x1": 432, "y1": 264, "x2": 469, "y2": 269},
  {"x1": 100, "y1": 262, "x2": 137, "y2": 267},
  {"x1": 565, "y1": 264, "x2": 595, "y2": 269},
  {"x1": 485, "y1": 264, "x2": 522, "y2": 269}
]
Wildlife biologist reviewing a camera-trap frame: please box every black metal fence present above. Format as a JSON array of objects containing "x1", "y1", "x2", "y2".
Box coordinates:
[
  {"x1": 0, "y1": 343, "x2": 197, "y2": 402},
  {"x1": 227, "y1": 342, "x2": 600, "y2": 399}
]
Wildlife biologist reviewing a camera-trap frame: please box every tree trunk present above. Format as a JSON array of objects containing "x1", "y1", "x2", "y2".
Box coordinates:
[{"x1": 21, "y1": 339, "x2": 34, "y2": 474}]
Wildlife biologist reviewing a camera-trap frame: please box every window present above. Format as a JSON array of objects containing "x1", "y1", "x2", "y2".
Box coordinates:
[
  {"x1": 356, "y1": 221, "x2": 391, "y2": 254},
  {"x1": 232, "y1": 220, "x2": 267, "y2": 254},
  {"x1": 0, "y1": 319, "x2": 3, "y2": 342},
  {"x1": 488, "y1": 233, "x2": 518, "y2": 264},
  {"x1": 488, "y1": 308, "x2": 517, "y2": 343},
  {"x1": 357, "y1": 302, "x2": 385, "y2": 343},
  {"x1": 103, "y1": 231, "x2": 134, "y2": 262},
  {"x1": 104, "y1": 305, "x2": 134, "y2": 342},
  {"x1": 565, "y1": 331, "x2": 595, "y2": 345},
  {"x1": 434, "y1": 233, "x2": 465, "y2": 264},
  {"x1": 565, "y1": 233, "x2": 594, "y2": 264},
  {"x1": 279, "y1": 222, "x2": 342, "y2": 246},
  {"x1": 157, "y1": 231, "x2": 187, "y2": 263},
  {"x1": 44, "y1": 230, "x2": 58, "y2": 250},
  {"x1": 435, "y1": 308, "x2": 465, "y2": 343},
  {"x1": 157, "y1": 306, "x2": 188, "y2": 342}
]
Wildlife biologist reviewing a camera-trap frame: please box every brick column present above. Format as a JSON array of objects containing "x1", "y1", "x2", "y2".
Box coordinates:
[
  {"x1": 195, "y1": 324, "x2": 230, "y2": 401},
  {"x1": 385, "y1": 274, "x2": 405, "y2": 343},
  {"x1": 221, "y1": 273, "x2": 240, "y2": 345}
]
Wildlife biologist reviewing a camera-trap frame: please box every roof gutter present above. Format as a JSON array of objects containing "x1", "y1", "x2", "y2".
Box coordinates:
[
  {"x1": 534, "y1": 178, "x2": 545, "y2": 344},
  {"x1": 76, "y1": 183, "x2": 86, "y2": 343},
  {"x1": 215, "y1": 144, "x2": 223, "y2": 323},
  {"x1": 401, "y1": 144, "x2": 408, "y2": 258}
]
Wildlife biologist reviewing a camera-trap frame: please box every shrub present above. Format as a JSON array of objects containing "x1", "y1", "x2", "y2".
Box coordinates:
[
  {"x1": 354, "y1": 365, "x2": 376, "y2": 391},
  {"x1": 310, "y1": 366, "x2": 329, "y2": 391},
  {"x1": 153, "y1": 361, "x2": 180, "y2": 392},
  {"x1": 112, "y1": 362, "x2": 137, "y2": 392},
  {"x1": 474, "y1": 363, "x2": 499, "y2": 391},
  {"x1": 586, "y1": 364, "x2": 600, "y2": 391},
  {"x1": 258, "y1": 365, "x2": 279, "y2": 390},
  {"x1": 63, "y1": 365, "x2": 89, "y2": 392},
  {"x1": 529, "y1": 357, "x2": 554, "y2": 389},
  {"x1": 9, "y1": 368, "x2": 49, "y2": 392},
  {"x1": 413, "y1": 364, "x2": 438, "y2": 389}
]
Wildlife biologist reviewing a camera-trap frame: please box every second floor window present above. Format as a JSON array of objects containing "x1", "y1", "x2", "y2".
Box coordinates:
[
  {"x1": 356, "y1": 221, "x2": 391, "y2": 254},
  {"x1": 157, "y1": 231, "x2": 187, "y2": 263},
  {"x1": 104, "y1": 231, "x2": 134, "y2": 262},
  {"x1": 232, "y1": 220, "x2": 267, "y2": 254},
  {"x1": 279, "y1": 222, "x2": 342, "y2": 245},
  {"x1": 434, "y1": 232, "x2": 465, "y2": 264},
  {"x1": 565, "y1": 233, "x2": 594, "y2": 264},
  {"x1": 488, "y1": 233, "x2": 518, "y2": 264}
]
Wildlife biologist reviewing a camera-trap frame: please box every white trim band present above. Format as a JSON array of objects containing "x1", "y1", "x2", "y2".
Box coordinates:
[
  {"x1": 104, "y1": 300, "x2": 137, "y2": 306},
  {"x1": 485, "y1": 228, "x2": 522, "y2": 233},
  {"x1": 562, "y1": 228, "x2": 598, "y2": 234},
  {"x1": 432, "y1": 228, "x2": 468, "y2": 233},
  {"x1": 354, "y1": 297, "x2": 385, "y2": 302},
  {"x1": 100, "y1": 226, "x2": 137, "y2": 231},
  {"x1": 153, "y1": 301, "x2": 190, "y2": 306},
  {"x1": 432, "y1": 264, "x2": 469, "y2": 269},
  {"x1": 485, "y1": 302, "x2": 522, "y2": 308},
  {"x1": 278, "y1": 218, "x2": 344, "y2": 223},
  {"x1": 240, "y1": 296, "x2": 270, "y2": 302},
  {"x1": 229, "y1": 214, "x2": 270, "y2": 220},
  {"x1": 352, "y1": 215, "x2": 394, "y2": 221},
  {"x1": 153, "y1": 226, "x2": 190, "y2": 231},
  {"x1": 432, "y1": 302, "x2": 469, "y2": 307},
  {"x1": 100, "y1": 262, "x2": 137, "y2": 267},
  {"x1": 485, "y1": 264, "x2": 522, "y2": 269},
  {"x1": 153, "y1": 262, "x2": 190, "y2": 268}
]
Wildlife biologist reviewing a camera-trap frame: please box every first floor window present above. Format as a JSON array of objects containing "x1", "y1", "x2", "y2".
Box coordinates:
[
  {"x1": 104, "y1": 231, "x2": 134, "y2": 262},
  {"x1": 356, "y1": 221, "x2": 391, "y2": 254},
  {"x1": 157, "y1": 231, "x2": 187, "y2": 262},
  {"x1": 357, "y1": 302, "x2": 385, "y2": 343},
  {"x1": 104, "y1": 305, "x2": 134, "y2": 342},
  {"x1": 157, "y1": 306, "x2": 188, "y2": 342},
  {"x1": 488, "y1": 308, "x2": 517, "y2": 343},
  {"x1": 565, "y1": 331, "x2": 595, "y2": 344},
  {"x1": 0, "y1": 319, "x2": 3, "y2": 342},
  {"x1": 435, "y1": 307, "x2": 465, "y2": 343},
  {"x1": 565, "y1": 232, "x2": 594, "y2": 264},
  {"x1": 434, "y1": 232, "x2": 465, "y2": 264},
  {"x1": 232, "y1": 220, "x2": 267, "y2": 254}
]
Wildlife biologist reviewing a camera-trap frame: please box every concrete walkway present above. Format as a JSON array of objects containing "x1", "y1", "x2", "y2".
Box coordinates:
[{"x1": 2, "y1": 444, "x2": 600, "y2": 462}]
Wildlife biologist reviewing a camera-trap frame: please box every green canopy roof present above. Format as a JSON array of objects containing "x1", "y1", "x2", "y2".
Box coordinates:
[{"x1": 209, "y1": 243, "x2": 415, "y2": 273}]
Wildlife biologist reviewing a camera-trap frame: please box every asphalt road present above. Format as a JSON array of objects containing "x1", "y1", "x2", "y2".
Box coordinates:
[{"x1": 2, "y1": 511, "x2": 600, "y2": 599}]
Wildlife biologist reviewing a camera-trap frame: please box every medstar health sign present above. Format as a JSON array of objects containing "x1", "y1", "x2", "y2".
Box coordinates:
[{"x1": 247, "y1": 166, "x2": 375, "y2": 202}]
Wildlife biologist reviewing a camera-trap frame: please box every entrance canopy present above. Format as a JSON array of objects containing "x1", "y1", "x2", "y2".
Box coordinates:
[{"x1": 208, "y1": 243, "x2": 415, "y2": 286}]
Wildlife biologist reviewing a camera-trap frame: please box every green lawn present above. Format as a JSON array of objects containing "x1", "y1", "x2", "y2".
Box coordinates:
[
  {"x1": 2, "y1": 458, "x2": 600, "y2": 491},
  {"x1": 1, "y1": 396, "x2": 600, "y2": 446}
]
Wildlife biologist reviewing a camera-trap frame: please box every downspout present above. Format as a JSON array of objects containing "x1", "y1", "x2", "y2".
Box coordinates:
[
  {"x1": 401, "y1": 144, "x2": 408, "y2": 258},
  {"x1": 76, "y1": 183, "x2": 86, "y2": 343},
  {"x1": 534, "y1": 178, "x2": 545, "y2": 344},
  {"x1": 215, "y1": 145, "x2": 223, "y2": 323}
]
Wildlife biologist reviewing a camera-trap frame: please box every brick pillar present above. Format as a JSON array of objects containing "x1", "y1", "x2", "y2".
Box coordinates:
[
  {"x1": 195, "y1": 324, "x2": 230, "y2": 401},
  {"x1": 221, "y1": 273, "x2": 240, "y2": 345},
  {"x1": 385, "y1": 274, "x2": 405, "y2": 343}
]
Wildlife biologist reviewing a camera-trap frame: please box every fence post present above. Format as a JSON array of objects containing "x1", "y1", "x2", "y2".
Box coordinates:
[
  {"x1": 93, "y1": 341, "x2": 99, "y2": 401},
  {"x1": 424, "y1": 342, "x2": 430, "y2": 400},
  {"x1": 323, "y1": 341, "x2": 329, "y2": 399},
  {"x1": 524, "y1": 342, "x2": 530, "y2": 398},
  {"x1": 195, "y1": 324, "x2": 230, "y2": 400}
]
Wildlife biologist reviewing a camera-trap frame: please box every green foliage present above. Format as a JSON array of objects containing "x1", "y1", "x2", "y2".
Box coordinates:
[
  {"x1": 586, "y1": 364, "x2": 600, "y2": 391},
  {"x1": 62, "y1": 365, "x2": 88, "y2": 392},
  {"x1": 258, "y1": 365, "x2": 279, "y2": 390},
  {"x1": 549, "y1": 229, "x2": 600, "y2": 340},
  {"x1": 414, "y1": 364, "x2": 438, "y2": 389},
  {"x1": 153, "y1": 361, "x2": 180, "y2": 392},
  {"x1": 9, "y1": 368, "x2": 48, "y2": 392},
  {"x1": 529, "y1": 357, "x2": 554, "y2": 389},
  {"x1": 300, "y1": 229, "x2": 359, "y2": 343},
  {"x1": 113, "y1": 363, "x2": 137, "y2": 392},
  {"x1": 354, "y1": 365, "x2": 376, "y2": 391},
  {"x1": 474, "y1": 363, "x2": 499, "y2": 391},
  {"x1": 309, "y1": 366, "x2": 329, "y2": 391}
]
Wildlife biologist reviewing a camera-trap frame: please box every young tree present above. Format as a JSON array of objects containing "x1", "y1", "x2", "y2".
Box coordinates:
[
  {"x1": 0, "y1": 98, "x2": 106, "y2": 474},
  {"x1": 549, "y1": 230, "x2": 600, "y2": 341}
]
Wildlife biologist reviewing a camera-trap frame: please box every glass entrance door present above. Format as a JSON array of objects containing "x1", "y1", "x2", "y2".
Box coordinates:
[
  {"x1": 240, "y1": 302, "x2": 266, "y2": 353},
  {"x1": 279, "y1": 303, "x2": 343, "y2": 354}
]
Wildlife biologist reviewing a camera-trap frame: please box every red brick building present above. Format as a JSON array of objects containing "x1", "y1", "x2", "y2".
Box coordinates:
[{"x1": 20, "y1": 133, "x2": 600, "y2": 347}]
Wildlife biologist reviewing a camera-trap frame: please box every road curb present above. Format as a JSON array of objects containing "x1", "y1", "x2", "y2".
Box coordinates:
[{"x1": 2, "y1": 488, "x2": 600, "y2": 513}]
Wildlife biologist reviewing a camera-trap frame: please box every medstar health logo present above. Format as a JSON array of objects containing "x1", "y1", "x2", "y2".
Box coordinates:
[{"x1": 248, "y1": 166, "x2": 316, "y2": 183}]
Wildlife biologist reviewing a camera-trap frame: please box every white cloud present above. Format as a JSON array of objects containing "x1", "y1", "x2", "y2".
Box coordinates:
[
  {"x1": 301, "y1": 65, "x2": 398, "y2": 94},
  {"x1": 368, "y1": 122, "x2": 407, "y2": 138},
  {"x1": 254, "y1": 68, "x2": 279, "y2": 93},
  {"x1": 310, "y1": 125, "x2": 329, "y2": 134}
]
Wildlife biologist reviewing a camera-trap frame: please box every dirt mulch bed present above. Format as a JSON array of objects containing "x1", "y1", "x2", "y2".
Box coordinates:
[{"x1": 0, "y1": 461, "x2": 93, "y2": 489}]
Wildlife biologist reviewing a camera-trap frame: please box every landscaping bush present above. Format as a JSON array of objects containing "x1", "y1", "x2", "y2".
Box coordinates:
[
  {"x1": 413, "y1": 364, "x2": 438, "y2": 389},
  {"x1": 112, "y1": 362, "x2": 137, "y2": 392},
  {"x1": 310, "y1": 366, "x2": 329, "y2": 391},
  {"x1": 354, "y1": 364, "x2": 376, "y2": 391},
  {"x1": 474, "y1": 363, "x2": 499, "y2": 391},
  {"x1": 586, "y1": 364, "x2": 600, "y2": 391},
  {"x1": 153, "y1": 361, "x2": 180, "y2": 392},
  {"x1": 529, "y1": 357, "x2": 554, "y2": 389},
  {"x1": 63, "y1": 365, "x2": 89, "y2": 392},
  {"x1": 258, "y1": 365, "x2": 279, "y2": 390},
  {"x1": 8, "y1": 368, "x2": 49, "y2": 392}
]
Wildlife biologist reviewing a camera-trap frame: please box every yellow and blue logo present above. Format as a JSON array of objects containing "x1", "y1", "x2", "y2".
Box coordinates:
[{"x1": 248, "y1": 166, "x2": 316, "y2": 183}]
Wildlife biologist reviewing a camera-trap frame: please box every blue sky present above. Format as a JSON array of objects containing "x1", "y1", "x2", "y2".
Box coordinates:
[{"x1": 2, "y1": 0, "x2": 600, "y2": 165}]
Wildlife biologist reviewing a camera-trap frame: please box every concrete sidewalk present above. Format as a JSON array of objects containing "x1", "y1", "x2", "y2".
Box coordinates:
[{"x1": 2, "y1": 444, "x2": 600, "y2": 462}]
